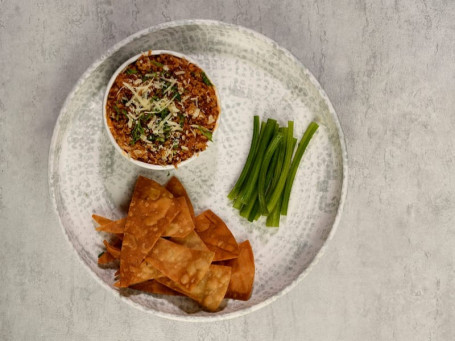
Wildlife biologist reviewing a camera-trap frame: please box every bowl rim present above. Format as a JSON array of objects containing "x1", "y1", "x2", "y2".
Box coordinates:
[
  {"x1": 102, "y1": 49, "x2": 221, "y2": 170},
  {"x1": 48, "y1": 19, "x2": 348, "y2": 322}
]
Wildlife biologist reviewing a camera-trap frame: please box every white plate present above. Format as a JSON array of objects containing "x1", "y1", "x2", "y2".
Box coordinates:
[{"x1": 48, "y1": 20, "x2": 348, "y2": 321}]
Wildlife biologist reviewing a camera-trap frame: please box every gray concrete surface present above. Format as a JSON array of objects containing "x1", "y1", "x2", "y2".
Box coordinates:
[{"x1": 1, "y1": 0, "x2": 455, "y2": 340}]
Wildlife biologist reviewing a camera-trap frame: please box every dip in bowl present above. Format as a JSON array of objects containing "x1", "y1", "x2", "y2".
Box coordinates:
[{"x1": 103, "y1": 50, "x2": 220, "y2": 170}]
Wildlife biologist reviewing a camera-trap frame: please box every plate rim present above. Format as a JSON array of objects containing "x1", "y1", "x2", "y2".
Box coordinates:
[{"x1": 48, "y1": 19, "x2": 348, "y2": 322}]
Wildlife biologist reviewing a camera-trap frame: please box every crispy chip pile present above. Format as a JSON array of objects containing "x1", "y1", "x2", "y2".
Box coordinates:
[{"x1": 93, "y1": 176, "x2": 255, "y2": 312}]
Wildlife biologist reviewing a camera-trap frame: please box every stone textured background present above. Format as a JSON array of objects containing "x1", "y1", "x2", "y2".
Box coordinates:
[{"x1": 1, "y1": 0, "x2": 454, "y2": 340}]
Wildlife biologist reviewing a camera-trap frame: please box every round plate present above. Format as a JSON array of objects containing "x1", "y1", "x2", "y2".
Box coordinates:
[{"x1": 49, "y1": 20, "x2": 347, "y2": 321}]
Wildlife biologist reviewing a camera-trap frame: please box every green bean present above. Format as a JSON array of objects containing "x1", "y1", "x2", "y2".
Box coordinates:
[
  {"x1": 240, "y1": 188, "x2": 257, "y2": 219},
  {"x1": 268, "y1": 128, "x2": 287, "y2": 195},
  {"x1": 247, "y1": 199, "x2": 260, "y2": 222},
  {"x1": 228, "y1": 116, "x2": 260, "y2": 200},
  {"x1": 238, "y1": 119, "x2": 276, "y2": 204},
  {"x1": 266, "y1": 193, "x2": 282, "y2": 227},
  {"x1": 258, "y1": 133, "x2": 283, "y2": 214},
  {"x1": 266, "y1": 121, "x2": 295, "y2": 212},
  {"x1": 281, "y1": 122, "x2": 319, "y2": 215}
]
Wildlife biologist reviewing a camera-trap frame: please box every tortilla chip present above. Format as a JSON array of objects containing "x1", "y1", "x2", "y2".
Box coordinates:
[
  {"x1": 103, "y1": 240, "x2": 121, "y2": 259},
  {"x1": 98, "y1": 251, "x2": 116, "y2": 265},
  {"x1": 92, "y1": 214, "x2": 113, "y2": 225},
  {"x1": 145, "y1": 238, "x2": 214, "y2": 291},
  {"x1": 170, "y1": 230, "x2": 210, "y2": 252},
  {"x1": 96, "y1": 218, "x2": 126, "y2": 234},
  {"x1": 166, "y1": 176, "x2": 195, "y2": 219},
  {"x1": 195, "y1": 210, "x2": 239, "y2": 261},
  {"x1": 219, "y1": 240, "x2": 255, "y2": 300},
  {"x1": 157, "y1": 264, "x2": 231, "y2": 311},
  {"x1": 130, "y1": 280, "x2": 182, "y2": 296},
  {"x1": 162, "y1": 197, "x2": 195, "y2": 238},
  {"x1": 119, "y1": 176, "x2": 180, "y2": 287}
]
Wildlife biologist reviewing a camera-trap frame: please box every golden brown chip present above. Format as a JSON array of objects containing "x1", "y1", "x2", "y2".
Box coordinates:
[
  {"x1": 157, "y1": 264, "x2": 232, "y2": 311},
  {"x1": 92, "y1": 214, "x2": 113, "y2": 225},
  {"x1": 98, "y1": 251, "x2": 116, "y2": 265},
  {"x1": 103, "y1": 240, "x2": 121, "y2": 259},
  {"x1": 195, "y1": 210, "x2": 239, "y2": 261},
  {"x1": 125, "y1": 259, "x2": 163, "y2": 287},
  {"x1": 130, "y1": 280, "x2": 183, "y2": 296},
  {"x1": 166, "y1": 176, "x2": 195, "y2": 219},
  {"x1": 170, "y1": 230, "x2": 210, "y2": 252},
  {"x1": 162, "y1": 197, "x2": 195, "y2": 238},
  {"x1": 96, "y1": 218, "x2": 126, "y2": 234},
  {"x1": 145, "y1": 238, "x2": 214, "y2": 291},
  {"x1": 119, "y1": 176, "x2": 180, "y2": 287},
  {"x1": 219, "y1": 240, "x2": 255, "y2": 301}
]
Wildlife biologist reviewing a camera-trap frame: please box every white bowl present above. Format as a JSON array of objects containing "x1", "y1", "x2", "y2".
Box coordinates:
[{"x1": 102, "y1": 50, "x2": 221, "y2": 170}]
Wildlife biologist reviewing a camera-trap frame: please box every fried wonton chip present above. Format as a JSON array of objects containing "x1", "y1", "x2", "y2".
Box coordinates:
[
  {"x1": 162, "y1": 197, "x2": 195, "y2": 238},
  {"x1": 219, "y1": 240, "x2": 255, "y2": 301},
  {"x1": 95, "y1": 176, "x2": 255, "y2": 310},
  {"x1": 145, "y1": 238, "x2": 214, "y2": 291},
  {"x1": 166, "y1": 176, "x2": 195, "y2": 219},
  {"x1": 92, "y1": 214, "x2": 113, "y2": 225},
  {"x1": 126, "y1": 262, "x2": 163, "y2": 286},
  {"x1": 170, "y1": 230, "x2": 210, "y2": 252},
  {"x1": 195, "y1": 210, "x2": 239, "y2": 261},
  {"x1": 119, "y1": 176, "x2": 180, "y2": 287},
  {"x1": 157, "y1": 264, "x2": 232, "y2": 311},
  {"x1": 98, "y1": 251, "x2": 116, "y2": 265},
  {"x1": 103, "y1": 240, "x2": 121, "y2": 259},
  {"x1": 130, "y1": 280, "x2": 182, "y2": 296},
  {"x1": 96, "y1": 218, "x2": 126, "y2": 234}
]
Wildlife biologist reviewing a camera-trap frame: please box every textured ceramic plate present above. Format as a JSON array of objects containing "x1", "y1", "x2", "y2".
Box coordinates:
[{"x1": 49, "y1": 20, "x2": 347, "y2": 321}]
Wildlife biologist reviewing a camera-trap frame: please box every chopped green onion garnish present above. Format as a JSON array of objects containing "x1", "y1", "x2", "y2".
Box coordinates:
[
  {"x1": 151, "y1": 60, "x2": 164, "y2": 68},
  {"x1": 113, "y1": 105, "x2": 128, "y2": 121},
  {"x1": 140, "y1": 113, "x2": 152, "y2": 122},
  {"x1": 160, "y1": 108, "x2": 170, "y2": 119},
  {"x1": 126, "y1": 68, "x2": 137, "y2": 75},
  {"x1": 197, "y1": 126, "x2": 213, "y2": 141},
  {"x1": 201, "y1": 72, "x2": 213, "y2": 86},
  {"x1": 179, "y1": 114, "x2": 185, "y2": 127},
  {"x1": 170, "y1": 85, "x2": 182, "y2": 101},
  {"x1": 130, "y1": 121, "x2": 144, "y2": 145}
]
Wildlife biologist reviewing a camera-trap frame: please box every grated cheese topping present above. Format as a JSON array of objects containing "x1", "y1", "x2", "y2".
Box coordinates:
[{"x1": 106, "y1": 53, "x2": 219, "y2": 165}]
